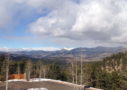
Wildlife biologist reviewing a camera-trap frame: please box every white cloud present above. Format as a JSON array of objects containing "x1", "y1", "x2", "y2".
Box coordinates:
[
  {"x1": 22, "y1": 47, "x2": 61, "y2": 51},
  {"x1": 63, "y1": 47, "x2": 74, "y2": 50},
  {"x1": 29, "y1": 0, "x2": 127, "y2": 47},
  {"x1": 0, "y1": 1, "x2": 12, "y2": 29},
  {"x1": 1, "y1": 0, "x2": 127, "y2": 48},
  {"x1": 0, "y1": 47, "x2": 10, "y2": 52},
  {"x1": 0, "y1": 47, "x2": 74, "y2": 52},
  {"x1": 4, "y1": 36, "x2": 33, "y2": 40},
  {"x1": 0, "y1": 47, "x2": 59, "y2": 52}
]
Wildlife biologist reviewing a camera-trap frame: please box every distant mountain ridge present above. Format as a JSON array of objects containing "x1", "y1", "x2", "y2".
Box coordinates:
[{"x1": 0, "y1": 46, "x2": 125, "y2": 62}]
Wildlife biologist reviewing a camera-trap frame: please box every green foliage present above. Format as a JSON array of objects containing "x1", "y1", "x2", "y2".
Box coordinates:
[
  {"x1": 111, "y1": 71, "x2": 120, "y2": 90},
  {"x1": 84, "y1": 51, "x2": 127, "y2": 90},
  {"x1": 95, "y1": 70, "x2": 110, "y2": 89},
  {"x1": 0, "y1": 56, "x2": 26, "y2": 77},
  {"x1": 19, "y1": 58, "x2": 26, "y2": 73},
  {"x1": 0, "y1": 55, "x2": 5, "y2": 75},
  {"x1": 9, "y1": 61, "x2": 18, "y2": 74},
  {"x1": 59, "y1": 71, "x2": 67, "y2": 81},
  {"x1": 47, "y1": 62, "x2": 61, "y2": 80}
]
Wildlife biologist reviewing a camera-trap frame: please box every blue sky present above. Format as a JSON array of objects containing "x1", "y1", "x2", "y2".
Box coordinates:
[{"x1": 0, "y1": 0, "x2": 127, "y2": 51}]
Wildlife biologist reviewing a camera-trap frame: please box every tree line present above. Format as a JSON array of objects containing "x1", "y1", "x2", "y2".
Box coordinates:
[
  {"x1": 0, "y1": 55, "x2": 67, "y2": 81},
  {"x1": 1, "y1": 51, "x2": 127, "y2": 90}
]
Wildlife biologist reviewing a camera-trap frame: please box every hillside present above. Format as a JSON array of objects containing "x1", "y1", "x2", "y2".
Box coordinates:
[
  {"x1": 99, "y1": 51, "x2": 127, "y2": 73},
  {"x1": 84, "y1": 51, "x2": 127, "y2": 90}
]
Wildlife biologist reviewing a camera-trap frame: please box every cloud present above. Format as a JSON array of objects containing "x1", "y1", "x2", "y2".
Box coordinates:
[
  {"x1": 29, "y1": 0, "x2": 127, "y2": 46},
  {"x1": 4, "y1": 36, "x2": 33, "y2": 40},
  {"x1": 1, "y1": 0, "x2": 127, "y2": 48},
  {"x1": 0, "y1": 47, "x2": 10, "y2": 52},
  {"x1": 29, "y1": 0, "x2": 79, "y2": 38},
  {"x1": 0, "y1": 1, "x2": 12, "y2": 29},
  {"x1": 22, "y1": 47, "x2": 61, "y2": 51},
  {"x1": 0, "y1": 47, "x2": 73, "y2": 52}
]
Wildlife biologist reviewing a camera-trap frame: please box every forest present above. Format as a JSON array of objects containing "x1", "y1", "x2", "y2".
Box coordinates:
[{"x1": 1, "y1": 51, "x2": 127, "y2": 90}]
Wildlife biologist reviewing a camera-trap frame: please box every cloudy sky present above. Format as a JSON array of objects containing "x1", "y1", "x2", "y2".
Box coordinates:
[{"x1": 0, "y1": 0, "x2": 127, "y2": 51}]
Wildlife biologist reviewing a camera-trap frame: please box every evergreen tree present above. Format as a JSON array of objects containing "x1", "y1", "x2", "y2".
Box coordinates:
[
  {"x1": 0, "y1": 55, "x2": 5, "y2": 75},
  {"x1": 19, "y1": 58, "x2": 26, "y2": 74},
  {"x1": 47, "y1": 62, "x2": 61, "y2": 80}
]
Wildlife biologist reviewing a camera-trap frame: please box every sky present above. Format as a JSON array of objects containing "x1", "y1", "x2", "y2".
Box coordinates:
[{"x1": 0, "y1": 0, "x2": 127, "y2": 51}]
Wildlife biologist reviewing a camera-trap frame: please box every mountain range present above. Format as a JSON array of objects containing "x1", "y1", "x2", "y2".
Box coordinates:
[{"x1": 0, "y1": 46, "x2": 125, "y2": 62}]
